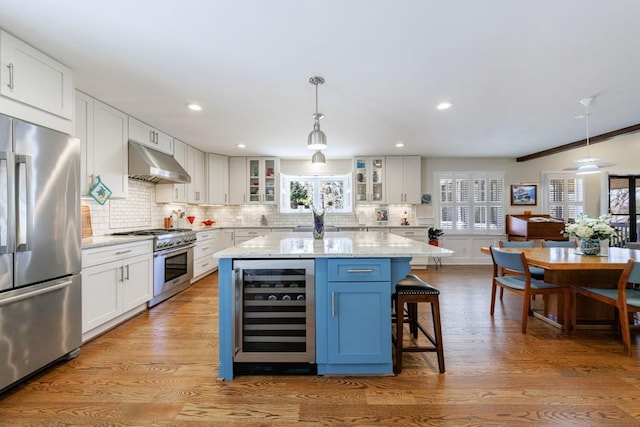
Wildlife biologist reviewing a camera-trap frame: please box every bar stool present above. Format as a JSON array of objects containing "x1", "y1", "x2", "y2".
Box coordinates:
[{"x1": 392, "y1": 274, "x2": 445, "y2": 374}]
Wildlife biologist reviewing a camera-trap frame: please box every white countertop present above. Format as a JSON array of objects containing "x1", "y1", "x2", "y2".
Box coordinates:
[
  {"x1": 81, "y1": 235, "x2": 154, "y2": 249},
  {"x1": 214, "y1": 231, "x2": 454, "y2": 259}
]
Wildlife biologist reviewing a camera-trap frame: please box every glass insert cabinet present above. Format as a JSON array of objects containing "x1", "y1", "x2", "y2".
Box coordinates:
[
  {"x1": 247, "y1": 157, "x2": 278, "y2": 204},
  {"x1": 354, "y1": 157, "x2": 385, "y2": 204}
]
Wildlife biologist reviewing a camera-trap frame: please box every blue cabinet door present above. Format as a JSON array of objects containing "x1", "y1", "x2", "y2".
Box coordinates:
[{"x1": 326, "y1": 281, "x2": 391, "y2": 365}]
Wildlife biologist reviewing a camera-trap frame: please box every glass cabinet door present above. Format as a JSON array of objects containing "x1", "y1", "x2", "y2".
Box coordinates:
[
  {"x1": 248, "y1": 158, "x2": 261, "y2": 203},
  {"x1": 264, "y1": 158, "x2": 276, "y2": 203},
  {"x1": 247, "y1": 157, "x2": 278, "y2": 204},
  {"x1": 355, "y1": 157, "x2": 384, "y2": 203}
]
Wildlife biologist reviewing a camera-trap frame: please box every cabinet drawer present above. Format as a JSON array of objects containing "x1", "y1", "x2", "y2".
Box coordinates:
[
  {"x1": 82, "y1": 240, "x2": 152, "y2": 268},
  {"x1": 327, "y1": 258, "x2": 390, "y2": 282},
  {"x1": 194, "y1": 242, "x2": 215, "y2": 258},
  {"x1": 390, "y1": 228, "x2": 428, "y2": 241},
  {"x1": 194, "y1": 256, "x2": 215, "y2": 277},
  {"x1": 196, "y1": 231, "x2": 214, "y2": 241}
]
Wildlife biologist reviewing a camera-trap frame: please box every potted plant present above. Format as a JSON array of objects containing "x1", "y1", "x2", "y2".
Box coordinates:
[{"x1": 428, "y1": 227, "x2": 444, "y2": 246}]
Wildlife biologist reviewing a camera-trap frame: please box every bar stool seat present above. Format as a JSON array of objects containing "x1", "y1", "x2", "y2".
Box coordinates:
[{"x1": 392, "y1": 274, "x2": 445, "y2": 374}]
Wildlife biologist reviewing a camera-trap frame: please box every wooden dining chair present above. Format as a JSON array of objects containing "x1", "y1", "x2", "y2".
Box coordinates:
[
  {"x1": 490, "y1": 246, "x2": 572, "y2": 333},
  {"x1": 498, "y1": 240, "x2": 545, "y2": 280},
  {"x1": 542, "y1": 240, "x2": 577, "y2": 248},
  {"x1": 573, "y1": 259, "x2": 640, "y2": 356}
]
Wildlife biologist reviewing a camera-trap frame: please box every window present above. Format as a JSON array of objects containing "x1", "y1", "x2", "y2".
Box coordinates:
[
  {"x1": 543, "y1": 173, "x2": 584, "y2": 221},
  {"x1": 437, "y1": 172, "x2": 504, "y2": 233},
  {"x1": 280, "y1": 173, "x2": 352, "y2": 213}
]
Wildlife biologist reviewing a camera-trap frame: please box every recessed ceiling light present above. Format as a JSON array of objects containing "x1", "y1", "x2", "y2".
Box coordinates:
[
  {"x1": 237, "y1": 143, "x2": 246, "y2": 149},
  {"x1": 395, "y1": 142, "x2": 405, "y2": 148},
  {"x1": 436, "y1": 101, "x2": 453, "y2": 110},
  {"x1": 187, "y1": 103, "x2": 202, "y2": 111}
]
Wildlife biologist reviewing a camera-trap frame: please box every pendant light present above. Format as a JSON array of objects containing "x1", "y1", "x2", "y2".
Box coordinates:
[
  {"x1": 308, "y1": 76, "x2": 327, "y2": 163},
  {"x1": 564, "y1": 96, "x2": 615, "y2": 174}
]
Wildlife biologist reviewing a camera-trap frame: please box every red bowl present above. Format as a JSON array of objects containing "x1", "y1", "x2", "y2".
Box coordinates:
[{"x1": 201, "y1": 219, "x2": 215, "y2": 226}]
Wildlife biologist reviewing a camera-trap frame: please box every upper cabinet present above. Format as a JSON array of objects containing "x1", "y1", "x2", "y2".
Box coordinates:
[
  {"x1": 354, "y1": 157, "x2": 385, "y2": 204},
  {"x1": 186, "y1": 145, "x2": 205, "y2": 203},
  {"x1": 155, "y1": 139, "x2": 188, "y2": 203},
  {"x1": 0, "y1": 30, "x2": 73, "y2": 133},
  {"x1": 228, "y1": 157, "x2": 247, "y2": 204},
  {"x1": 385, "y1": 156, "x2": 421, "y2": 204},
  {"x1": 128, "y1": 117, "x2": 173, "y2": 155},
  {"x1": 75, "y1": 90, "x2": 128, "y2": 199},
  {"x1": 206, "y1": 153, "x2": 229, "y2": 204},
  {"x1": 247, "y1": 157, "x2": 278, "y2": 204}
]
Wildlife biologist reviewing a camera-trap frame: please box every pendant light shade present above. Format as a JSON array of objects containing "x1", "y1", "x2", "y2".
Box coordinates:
[
  {"x1": 311, "y1": 149, "x2": 326, "y2": 164},
  {"x1": 308, "y1": 120, "x2": 327, "y2": 150},
  {"x1": 307, "y1": 76, "x2": 327, "y2": 157}
]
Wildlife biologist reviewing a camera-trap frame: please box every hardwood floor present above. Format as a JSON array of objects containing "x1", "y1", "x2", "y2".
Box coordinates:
[{"x1": 1, "y1": 266, "x2": 639, "y2": 426}]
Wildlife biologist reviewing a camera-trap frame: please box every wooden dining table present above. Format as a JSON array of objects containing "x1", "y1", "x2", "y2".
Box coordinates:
[{"x1": 481, "y1": 246, "x2": 640, "y2": 327}]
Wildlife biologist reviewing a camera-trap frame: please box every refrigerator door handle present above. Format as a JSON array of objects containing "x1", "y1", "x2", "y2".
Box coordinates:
[
  {"x1": 0, "y1": 151, "x2": 15, "y2": 254},
  {"x1": 0, "y1": 279, "x2": 73, "y2": 308},
  {"x1": 15, "y1": 154, "x2": 33, "y2": 252}
]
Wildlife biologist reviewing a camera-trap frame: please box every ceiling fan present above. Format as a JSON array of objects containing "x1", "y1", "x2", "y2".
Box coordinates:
[{"x1": 563, "y1": 96, "x2": 615, "y2": 175}]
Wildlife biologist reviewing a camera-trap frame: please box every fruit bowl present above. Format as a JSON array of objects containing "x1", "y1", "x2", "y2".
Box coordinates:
[
  {"x1": 201, "y1": 219, "x2": 216, "y2": 226},
  {"x1": 187, "y1": 216, "x2": 195, "y2": 224}
]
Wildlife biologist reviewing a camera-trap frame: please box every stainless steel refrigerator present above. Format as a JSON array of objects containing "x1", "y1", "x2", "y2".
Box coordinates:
[{"x1": 0, "y1": 114, "x2": 81, "y2": 392}]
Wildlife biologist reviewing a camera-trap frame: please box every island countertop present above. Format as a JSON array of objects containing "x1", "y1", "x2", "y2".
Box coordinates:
[{"x1": 214, "y1": 231, "x2": 454, "y2": 259}]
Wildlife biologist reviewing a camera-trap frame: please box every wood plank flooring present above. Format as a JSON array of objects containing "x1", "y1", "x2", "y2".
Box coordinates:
[{"x1": 1, "y1": 266, "x2": 639, "y2": 426}]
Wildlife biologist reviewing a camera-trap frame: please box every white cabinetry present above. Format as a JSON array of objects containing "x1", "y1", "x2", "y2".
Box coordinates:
[
  {"x1": 0, "y1": 30, "x2": 73, "y2": 133},
  {"x1": 187, "y1": 145, "x2": 205, "y2": 204},
  {"x1": 389, "y1": 227, "x2": 429, "y2": 267},
  {"x1": 247, "y1": 157, "x2": 278, "y2": 204},
  {"x1": 75, "y1": 91, "x2": 128, "y2": 198},
  {"x1": 206, "y1": 153, "x2": 229, "y2": 204},
  {"x1": 234, "y1": 228, "x2": 269, "y2": 245},
  {"x1": 128, "y1": 116, "x2": 173, "y2": 155},
  {"x1": 354, "y1": 157, "x2": 385, "y2": 204},
  {"x1": 213, "y1": 229, "x2": 235, "y2": 264},
  {"x1": 156, "y1": 139, "x2": 188, "y2": 203},
  {"x1": 228, "y1": 157, "x2": 247, "y2": 204},
  {"x1": 81, "y1": 240, "x2": 153, "y2": 342},
  {"x1": 385, "y1": 156, "x2": 422, "y2": 204},
  {"x1": 193, "y1": 230, "x2": 216, "y2": 280}
]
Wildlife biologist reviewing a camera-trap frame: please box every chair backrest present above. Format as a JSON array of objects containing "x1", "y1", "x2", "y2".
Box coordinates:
[
  {"x1": 498, "y1": 240, "x2": 534, "y2": 248},
  {"x1": 490, "y1": 246, "x2": 528, "y2": 276},
  {"x1": 543, "y1": 240, "x2": 576, "y2": 248},
  {"x1": 620, "y1": 259, "x2": 640, "y2": 286}
]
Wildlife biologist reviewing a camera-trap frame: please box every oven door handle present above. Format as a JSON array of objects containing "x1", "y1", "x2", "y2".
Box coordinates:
[{"x1": 153, "y1": 244, "x2": 195, "y2": 258}]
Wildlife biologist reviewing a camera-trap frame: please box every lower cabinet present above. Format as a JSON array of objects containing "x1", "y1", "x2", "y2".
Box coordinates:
[
  {"x1": 316, "y1": 258, "x2": 392, "y2": 375},
  {"x1": 81, "y1": 241, "x2": 153, "y2": 342},
  {"x1": 389, "y1": 227, "x2": 430, "y2": 267},
  {"x1": 193, "y1": 230, "x2": 216, "y2": 280}
]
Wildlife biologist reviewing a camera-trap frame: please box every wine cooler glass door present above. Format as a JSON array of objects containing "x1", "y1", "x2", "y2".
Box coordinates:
[{"x1": 233, "y1": 259, "x2": 315, "y2": 363}]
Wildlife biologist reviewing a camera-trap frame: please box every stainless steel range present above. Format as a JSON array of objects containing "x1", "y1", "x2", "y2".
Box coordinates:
[{"x1": 112, "y1": 228, "x2": 196, "y2": 307}]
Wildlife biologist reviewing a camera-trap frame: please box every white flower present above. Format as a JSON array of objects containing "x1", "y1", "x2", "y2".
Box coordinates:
[{"x1": 564, "y1": 214, "x2": 617, "y2": 240}]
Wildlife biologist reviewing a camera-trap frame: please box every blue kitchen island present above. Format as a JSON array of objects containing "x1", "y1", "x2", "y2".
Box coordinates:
[{"x1": 214, "y1": 231, "x2": 454, "y2": 380}]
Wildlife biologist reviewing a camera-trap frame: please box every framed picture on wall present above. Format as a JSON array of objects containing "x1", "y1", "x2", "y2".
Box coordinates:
[{"x1": 510, "y1": 184, "x2": 537, "y2": 206}]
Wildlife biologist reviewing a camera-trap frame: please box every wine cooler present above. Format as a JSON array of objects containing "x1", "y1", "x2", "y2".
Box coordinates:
[{"x1": 233, "y1": 259, "x2": 315, "y2": 363}]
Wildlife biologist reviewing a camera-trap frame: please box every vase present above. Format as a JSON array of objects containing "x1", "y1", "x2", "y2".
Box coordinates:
[
  {"x1": 580, "y1": 238, "x2": 600, "y2": 255},
  {"x1": 311, "y1": 204, "x2": 327, "y2": 239}
]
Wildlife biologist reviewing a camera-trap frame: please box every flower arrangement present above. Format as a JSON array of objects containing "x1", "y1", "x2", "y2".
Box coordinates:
[{"x1": 563, "y1": 214, "x2": 617, "y2": 240}]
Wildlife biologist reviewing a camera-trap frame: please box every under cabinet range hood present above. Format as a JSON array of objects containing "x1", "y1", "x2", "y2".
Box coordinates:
[{"x1": 128, "y1": 141, "x2": 191, "y2": 184}]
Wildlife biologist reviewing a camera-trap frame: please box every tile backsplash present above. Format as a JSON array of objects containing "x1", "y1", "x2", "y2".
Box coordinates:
[{"x1": 83, "y1": 179, "x2": 423, "y2": 237}]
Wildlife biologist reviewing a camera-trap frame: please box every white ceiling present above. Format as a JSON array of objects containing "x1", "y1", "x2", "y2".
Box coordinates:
[{"x1": 2, "y1": 1, "x2": 640, "y2": 160}]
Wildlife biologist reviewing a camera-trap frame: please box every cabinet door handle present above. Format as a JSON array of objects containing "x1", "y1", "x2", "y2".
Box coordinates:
[
  {"x1": 175, "y1": 188, "x2": 178, "y2": 200},
  {"x1": 331, "y1": 292, "x2": 336, "y2": 317},
  {"x1": 347, "y1": 269, "x2": 374, "y2": 273},
  {"x1": 119, "y1": 266, "x2": 124, "y2": 282},
  {"x1": 201, "y1": 246, "x2": 209, "y2": 251},
  {"x1": 115, "y1": 249, "x2": 132, "y2": 255},
  {"x1": 124, "y1": 264, "x2": 130, "y2": 280},
  {"x1": 6, "y1": 63, "x2": 14, "y2": 90}
]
